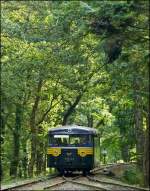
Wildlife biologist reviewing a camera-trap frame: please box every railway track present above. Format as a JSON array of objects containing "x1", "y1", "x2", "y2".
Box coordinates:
[
  {"x1": 44, "y1": 174, "x2": 149, "y2": 191},
  {"x1": 1, "y1": 173, "x2": 59, "y2": 191},
  {"x1": 44, "y1": 175, "x2": 106, "y2": 190},
  {"x1": 1, "y1": 165, "x2": 149, "y2": 191}
]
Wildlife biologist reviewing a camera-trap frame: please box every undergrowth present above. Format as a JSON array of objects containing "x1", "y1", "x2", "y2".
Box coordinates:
[{"x1": 121, "y1": 166, "x2": 144, "y2": 187}]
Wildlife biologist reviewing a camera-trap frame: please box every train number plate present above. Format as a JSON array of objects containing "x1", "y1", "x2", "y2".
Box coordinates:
[{"x1": 65, "y1": 157, "x2": 74, "y2": 161}]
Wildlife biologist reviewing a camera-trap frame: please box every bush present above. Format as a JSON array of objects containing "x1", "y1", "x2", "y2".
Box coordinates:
[{"x1": 121, "y1": 166, "x2": 144, "y2": 186}]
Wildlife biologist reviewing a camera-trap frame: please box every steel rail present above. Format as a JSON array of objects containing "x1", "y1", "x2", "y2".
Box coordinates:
[
  {"x1": 62, "y1": 176, "x2": 107, "y2": 191},
  {"x1": 86, "y1": 175, "x2": 149, "y2": 191},
  {"x1": 44, "y1": 175, "x2": 107, "y2": 190},
  {"x1": 1, "y1": 173, "x2": 59, "y2": 191},
  {"x1": 44, "y1": 179, "x2": 67, "y2": 190}
]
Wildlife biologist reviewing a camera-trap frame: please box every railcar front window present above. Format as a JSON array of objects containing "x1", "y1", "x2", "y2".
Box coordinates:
[
  {"x1": 49, "y1": 135, "x2": 69, "y2": 146},
  {"x1": 70, "y1": 135, "x2": 92, "y2": 146},
  {"x1": 49, "y1": 134, "x2": 92, "y2": 147}
]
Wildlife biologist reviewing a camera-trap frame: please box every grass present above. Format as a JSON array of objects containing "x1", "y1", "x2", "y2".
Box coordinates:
[{"x1": 1, "y1": 169, "x2": 55, "y2": 186}]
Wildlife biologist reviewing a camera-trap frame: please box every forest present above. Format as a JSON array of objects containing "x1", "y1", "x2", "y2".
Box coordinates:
[{"x1": 1, "y1": 0, "x2": 149, "y2": 188}]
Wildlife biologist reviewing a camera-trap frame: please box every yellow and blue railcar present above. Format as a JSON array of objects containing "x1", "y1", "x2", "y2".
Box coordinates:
[{"x1": 47, "y1": 125, "x2": 99, "y2": 174}]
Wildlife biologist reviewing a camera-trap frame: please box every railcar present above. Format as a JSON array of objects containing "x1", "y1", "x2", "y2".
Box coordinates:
[{"x1": 47, "y1": 125, "x2": 100, "y2": 174}]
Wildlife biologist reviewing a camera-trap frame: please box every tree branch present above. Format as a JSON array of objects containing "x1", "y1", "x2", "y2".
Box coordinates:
[{"x1": 36, "y1": 96, "x2": 59, "y2": 126}]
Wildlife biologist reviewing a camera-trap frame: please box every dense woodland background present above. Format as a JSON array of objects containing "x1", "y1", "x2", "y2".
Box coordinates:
[{"x1": 1, "y1": 0, "x2": 149, "y2": 187}]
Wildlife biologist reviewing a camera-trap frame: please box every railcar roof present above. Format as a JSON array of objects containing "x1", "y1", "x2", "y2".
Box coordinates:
[{"x1": 48, "y1": 125, "x2": 98, "y2": 135}]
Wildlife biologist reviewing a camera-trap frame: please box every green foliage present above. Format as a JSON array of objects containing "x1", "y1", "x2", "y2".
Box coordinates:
[
  {"x1": 122, "y1": 166, "x2": 144, "y2": 186},
  {"x1": 1, "y1": 0, "x2": 149, "y2": 185}
]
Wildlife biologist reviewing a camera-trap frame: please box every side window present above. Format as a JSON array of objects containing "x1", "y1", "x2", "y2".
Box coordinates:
[
  {"x1": 49, "y1": 135, "x2": 52, "y2": 145},
  {"x1": 61, "y1": 137, "x2": 69, "y2": 146},
  {"x1": 49, "y1": 135, "x2": 58, "y2": 146},
  {"x1": 80, "y1": 135, "x2": 92, "y2": 146},
  {"x1": 70, "y1": 136, "x2": 80, "y2": 145}
]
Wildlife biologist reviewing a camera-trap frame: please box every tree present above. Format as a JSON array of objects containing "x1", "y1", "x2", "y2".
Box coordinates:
[{"x1": 1, "y1": 1, "x2": 149, "y2": 187}]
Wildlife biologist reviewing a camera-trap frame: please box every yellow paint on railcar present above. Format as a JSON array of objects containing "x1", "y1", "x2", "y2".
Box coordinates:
[
  {"x1": 78, "y1": 147, "x2": 93, "y2": 157},
  {"x1": 47, "y1": 148, "x2": 61, "y2": 157}
]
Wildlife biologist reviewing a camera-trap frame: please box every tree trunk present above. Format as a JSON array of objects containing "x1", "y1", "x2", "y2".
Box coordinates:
[
  {"x1": 18, "y1": 162, "x2": 22, "y2": 178},
  {"x1": 143, "y1": 56, "x2": 149, "y2": 187},
  {"x1": 22, "y1": 141, "x2": 28, "y2": 178},
  {"x1": 0, "y1": 117, "x2": 4, "y2": 180},
  {"x1": 36, "y1": 140, "x2": 44, "y2": 175},
  {"x1": 121, "y1": 144, "x2": 130, "y2": 162},
  {"x1": 43, "y1": 153, "x2": 47, "y2": 174},
  {"x1": 134, "y1": 85, "x2": 144, "y2": 169},
  {"x1": 0, "y1": 108, "x2": 5, "y2": 180},
  {"x1": 42, "y1": 140, "x2": 47, "y2": 174},
  {"x1": 62, "y1": 94, "x2": 82, "y2": 125},
  {"x1": 133, "y1": 67, "x2": 145, "y2": 169},
  {"x1": 28, "y1": 79, "x2": 42, "y2": 177},
  {"x1": 134, "y1": 107, "x2": 144, "y2": 168},
  {"x1": 10, "y1": 104, "x2": 22, "y2": 177},
  {"x1": 143, "y1": 117, "x2": 149, "y2": 187}
]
